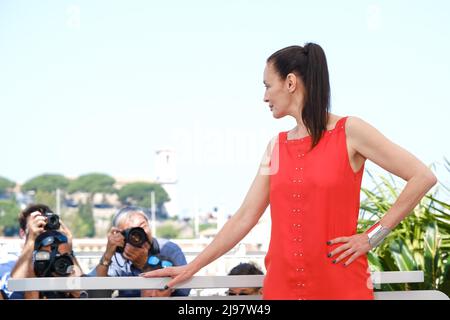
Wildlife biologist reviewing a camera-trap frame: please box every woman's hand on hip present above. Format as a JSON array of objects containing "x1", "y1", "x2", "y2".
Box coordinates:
[{"x1": 327, "y1": 233, "x2": 371, "y2": 266}]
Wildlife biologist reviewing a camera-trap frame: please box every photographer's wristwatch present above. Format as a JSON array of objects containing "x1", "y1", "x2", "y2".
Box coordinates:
[{"x1": 99, "y1": 255, "x2": 112, "y2": 267}]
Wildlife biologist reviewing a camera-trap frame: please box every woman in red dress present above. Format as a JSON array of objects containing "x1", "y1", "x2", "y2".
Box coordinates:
[{"x1": 142, "y1": 43, "x2": 437, "y2": 299}]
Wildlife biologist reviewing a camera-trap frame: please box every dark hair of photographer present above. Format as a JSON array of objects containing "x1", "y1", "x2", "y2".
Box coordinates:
[
  {"x1": 226, "y1": 262, "x2": 264, "y2": 296},
  {"x1": 18, "y1": 204, "x2": 52, "y2": 232},
  {"x1": 228, "y1": 262, "x2": 264, "y2": 276}
]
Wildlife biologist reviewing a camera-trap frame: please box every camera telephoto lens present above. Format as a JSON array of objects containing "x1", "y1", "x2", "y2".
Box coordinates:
[
  {"x1": 116, "y1": 227, "x2": 149, "y2": 253},
  {"x1": 127, "y1": 228, "x2": 147, "y2": 247},
  {"x1": 44, "y1": 212, "x2": 61, "y2": 231},
  {"x1": 53, "y1": 255, "x2": 74, "y2": 276}
]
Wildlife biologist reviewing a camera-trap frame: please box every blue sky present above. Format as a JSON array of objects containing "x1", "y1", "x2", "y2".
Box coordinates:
[{"x1": 1, "y1": 0, "x2": 449, "y2": 217}]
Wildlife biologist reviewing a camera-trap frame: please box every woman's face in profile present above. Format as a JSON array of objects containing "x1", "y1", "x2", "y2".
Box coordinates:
[
  {"x1": 263, "y1": 62, "x2": 305, "y2": 119},
  {"x1": 263, "y1": 63, "x2": 290, "y2": 119}
]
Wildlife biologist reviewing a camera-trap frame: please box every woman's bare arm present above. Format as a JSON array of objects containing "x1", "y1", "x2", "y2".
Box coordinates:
[
  {"x1": 329, "y1": 117, "x2": 437, "y2": 265},
  {"x1": 141, "y1": 137, "x2": 277, "y2": 287},
  {"x1": 347, "y1": 116, "x2": 437, "y2": 229}
]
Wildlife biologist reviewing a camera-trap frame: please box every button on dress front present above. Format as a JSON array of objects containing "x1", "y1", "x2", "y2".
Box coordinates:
[{"x1": 263, "y1": 116, "x2": 374, "y2": 300}]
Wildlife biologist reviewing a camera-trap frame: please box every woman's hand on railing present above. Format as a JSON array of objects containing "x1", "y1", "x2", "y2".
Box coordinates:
[{"x1": 140, "y1": 264, "x2": 197, "y2": 289}]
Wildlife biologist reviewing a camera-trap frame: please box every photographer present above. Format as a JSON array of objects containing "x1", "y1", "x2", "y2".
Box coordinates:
[
  {"x1": 226, "y1": 262, "x2": 264, "y2": 296},
  {"x1": 91, "y1": 206, "x2": 190, "y2": 297},
  {"x1": 1, "y1": 204, "x2": 84, "y2": 299},
  {"x1": 25, "y1": 230, "x2": 86, "y2": 299}
]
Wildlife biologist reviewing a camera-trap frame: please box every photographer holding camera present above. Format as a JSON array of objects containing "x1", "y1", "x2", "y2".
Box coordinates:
[
  {"x1": 1, "y1": 204, "x2": 84, "y2": 299},
  {"x1": 91, "y1": 206, "x2": 190, "y2": 297},
  {"x1": 26, "y1": 229, "x2": 87, "y2": 299}
]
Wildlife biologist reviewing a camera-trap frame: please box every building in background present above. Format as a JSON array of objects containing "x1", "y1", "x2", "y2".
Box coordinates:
[{"x1": 154, "y1": 149, "x2": 178, "y2": 218}]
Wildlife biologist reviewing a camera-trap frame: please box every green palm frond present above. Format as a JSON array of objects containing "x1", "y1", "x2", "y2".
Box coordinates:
[
  {"x1": 389, "y1": 239, "x2": 418, "y2": 271},
  {"x1": 360, "y1": 165, "x2": 450, "y2": 295},
  {"x1": 423, "y1": 223, "x2": 440, "y2": 289}
]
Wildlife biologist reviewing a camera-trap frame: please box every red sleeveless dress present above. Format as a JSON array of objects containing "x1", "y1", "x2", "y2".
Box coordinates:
[{"x1": 263, "y1": 116, "x2": 374, "y2": 300}]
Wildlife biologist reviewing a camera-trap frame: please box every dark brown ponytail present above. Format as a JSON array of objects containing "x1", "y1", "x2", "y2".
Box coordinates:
[{"x1": 267, "y1": 43, "x2": 330, "y2": 148}]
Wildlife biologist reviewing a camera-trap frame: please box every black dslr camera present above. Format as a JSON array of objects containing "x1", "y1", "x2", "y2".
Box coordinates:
[
  {"x1": 44, "y1": 212, "x2": 60, "y2": 231},
  {"x1": 33, "y1": 231, "x2": 74, "y2": 277},
  {"x1": 116, "y1": 227, "x2": 149, "y2": 253}
]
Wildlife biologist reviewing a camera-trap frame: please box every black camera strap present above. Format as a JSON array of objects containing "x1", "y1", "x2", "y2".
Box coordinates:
[
  {"x1": 149, "y1": 238, "x2": 160, "y2": 256},
  {"x1": 40, "y1": 242, "x2": 58, "y2": 277}
]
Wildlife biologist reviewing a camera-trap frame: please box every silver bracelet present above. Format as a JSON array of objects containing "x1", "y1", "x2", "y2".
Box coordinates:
[{"x1": 366, "y1": 222, "x2": 391, "y2": 248}]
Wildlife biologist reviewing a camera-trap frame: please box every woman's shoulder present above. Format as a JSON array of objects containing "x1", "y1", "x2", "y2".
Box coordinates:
[
  {"x1": 342, "y1": 115, "x2": 371, "y2": 133},
  {"x1": 329, "y1": 114, "x2": 365, "y2": 128},
  {"x1": 341, "y1": 115, "x2": 381, "y2": 145}
]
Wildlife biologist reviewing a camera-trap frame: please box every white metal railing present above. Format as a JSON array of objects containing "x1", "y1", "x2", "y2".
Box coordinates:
[
  {"x1": 7, "y1": 271, "x2": 449, "y2": 300},
  {"x1": 6, "y1": 272, "x2": 424, "y2": 291}
]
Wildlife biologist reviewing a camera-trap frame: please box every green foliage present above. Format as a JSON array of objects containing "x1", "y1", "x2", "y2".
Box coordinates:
[
  {"x1": 359, "y1": 168, "x2": 450, "y2": 294},
  {"x1": 34, "y1": 190, "x2": 57, "y2": 211},
  {"x1": 0, "y1": 176, "x2": 15, "y2": 194},
  {"x1": 76, "y1": 201, "x2": 96, "y2": 237},
  {"x1": 156, "y1": 221, "x2": 180, "y2": 239},
  {"x1": 22, "y1": 174, "x2": 69, "y2": 193},
  {"x1": 67, "y1": 173, "x2": 115, "y2": 194},
  {"x1": 118, "y1": 182, "x2": 170, "y2": 207},
  {"x1": 63, "y1": 201, "x2": 96, "y2": 238},
  {"x1": 0, "y1": 200, "x2": 20, "y2": 236},
  {"x1": 68, "y1": 215, "x2": 91, "y2": 238},
  {"x1": 199, "y1": 222, "x2": 217, "y2": 232}
]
